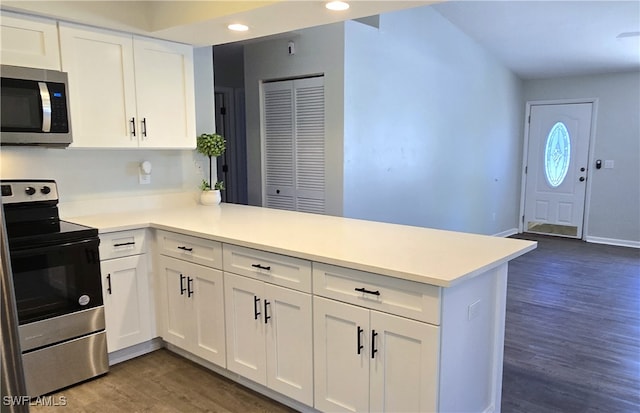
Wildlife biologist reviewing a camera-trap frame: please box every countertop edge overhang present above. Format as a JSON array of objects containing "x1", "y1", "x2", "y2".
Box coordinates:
[{"x1": 65, "y1": 203, "x2": 537, "y2": 288}]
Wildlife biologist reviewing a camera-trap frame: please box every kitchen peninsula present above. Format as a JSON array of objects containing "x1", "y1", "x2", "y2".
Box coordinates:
[{"x1": 66, "y1": 201, "x2": 536, "y2": 413}]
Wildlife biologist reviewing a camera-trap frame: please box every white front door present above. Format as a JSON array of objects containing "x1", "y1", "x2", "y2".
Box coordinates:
[{"x1": 524, "y1": 103, "x2": 593, "y2": 238}]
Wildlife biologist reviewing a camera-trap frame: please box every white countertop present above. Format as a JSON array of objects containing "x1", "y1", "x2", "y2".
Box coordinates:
[{"x1": 65, "y1": 202, "x2": 536, "y2": 288}]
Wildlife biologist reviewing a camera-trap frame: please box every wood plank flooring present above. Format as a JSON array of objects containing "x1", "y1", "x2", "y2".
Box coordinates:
[
  {"x1": 502, "y1": 233, "x2": 639, "y2": 412},
  {"x1": 30, "y1": 350, "x2": 295, "y2": 413},
  {"x1": 32, "y1": 234, "x2": 639, "y2": 412}
]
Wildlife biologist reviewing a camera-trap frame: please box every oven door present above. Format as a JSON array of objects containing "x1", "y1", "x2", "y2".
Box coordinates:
[{"x1": 10, "y1": 236, "x2": 103, "y2": 326}]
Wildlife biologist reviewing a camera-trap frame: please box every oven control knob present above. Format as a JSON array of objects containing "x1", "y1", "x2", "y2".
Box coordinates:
[
  {"x1": 41, "y1": 186, "x2": 51, "y2": 195},
  {"x1": 25, "y1": 186, "x2": 36, "y2": 196}
]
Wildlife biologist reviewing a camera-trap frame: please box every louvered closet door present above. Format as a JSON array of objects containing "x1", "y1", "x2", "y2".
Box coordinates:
[
  {"x1": 264, "y1": 81, "x2": 295, "y2": 210},
  {"x1": 294, "y1": 77, "x2": 325, "y2": 213},
  {"x1": 263, "y1": 77, "x2": 325, "y2": 213}
]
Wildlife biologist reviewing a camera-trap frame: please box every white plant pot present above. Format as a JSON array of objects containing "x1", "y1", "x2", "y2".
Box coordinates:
[{"x1": 200, "y1": 190, "x2": 221, "y2": 205}]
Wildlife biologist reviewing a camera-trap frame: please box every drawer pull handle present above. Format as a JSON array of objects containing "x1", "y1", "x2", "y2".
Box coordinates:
[
  {"x1": 113, "y1": 241, "x2": 135, "y2": 247},
  {"x1": 357, "y1": 326, "x2": 363, "y2": 355},
  {"x1": 264, "y1": 300, "x2": 271, "y2": 324},
  {"x1": 355, "y1": 287, "x2": 380, "y2": 296},
  {"x1": 371, "y1": 330, "x2": 378, "y2": 359},
  {"x1": 106, "y1": 274, "x2": 112, "y2": 295},
  {"x1": 177, "y1": 246, "x2": 193, "y2": 252},
  {"x1": 187, "y1": 277, "x2": 194, "y2": 298},
  {"x1": 180, "y1": 274, "x2": 187, "y2": 295},
  {"x1": 254, "y1": 296, "x2": 261, "y2": 320},
  {"x1": 252, "y1": 264, "x2": 271, "y2": 271}
]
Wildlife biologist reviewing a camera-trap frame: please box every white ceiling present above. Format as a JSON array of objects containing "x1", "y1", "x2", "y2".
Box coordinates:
[
  {"x1": 1, "y1": 1, "x2": 432, "y2": 46},
  {"x1": 2, "y1": 1, "x2": 638, "y2": 79},
  {"x1": 432, "y1": 1, "x2": 640, "y2": 79}
]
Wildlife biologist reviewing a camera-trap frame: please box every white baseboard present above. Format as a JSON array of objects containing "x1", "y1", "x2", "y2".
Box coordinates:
[
  {"x1": 108, "y1": 338, "x2": 163, "y2": 366},
  {"x1": 585, "y1": 236, "x2": 640, "y2": 249},
  {"x1": 492, "y1": 228, "x2": 519, "y2": 238}
]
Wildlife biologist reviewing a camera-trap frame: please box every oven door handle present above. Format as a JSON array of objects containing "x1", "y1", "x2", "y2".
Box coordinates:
[{"x1": 9, "y1": 238, "x2": 98, "y2": 258}]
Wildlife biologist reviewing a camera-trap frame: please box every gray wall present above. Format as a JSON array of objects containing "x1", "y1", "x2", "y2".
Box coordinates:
[
  {"x1": 523, "y1": 72, "x2": 640, "y2": 244},
  {"x1": 343, "y1": 7, "x2": 524, "y2": 235},
  {"x1": 243, "y1": 23, "x2": 345, "y2": 216},
  {"x1": 213, "y1": 44, "x2": 245, "y2": 89}
]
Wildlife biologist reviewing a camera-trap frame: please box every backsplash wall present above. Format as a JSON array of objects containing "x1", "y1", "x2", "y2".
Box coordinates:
[{"x1": 0, "y1": 146, "x2": 206, "y2": 203}]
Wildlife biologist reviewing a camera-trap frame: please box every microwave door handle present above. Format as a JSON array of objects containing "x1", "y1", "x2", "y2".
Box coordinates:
[{"x1": 38, "y1": 82, "x2": 51, "y2": 132}]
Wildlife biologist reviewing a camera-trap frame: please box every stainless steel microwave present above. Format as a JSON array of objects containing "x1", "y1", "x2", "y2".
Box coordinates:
[{"x1": 1, "y1": 65, "x2": 72, "y2": 146}]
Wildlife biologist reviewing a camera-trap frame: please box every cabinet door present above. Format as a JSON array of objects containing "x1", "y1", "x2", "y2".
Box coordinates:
[
  {"x1": 133, "y1": 37, "x2": 195, "y2": 149},
  {"x1": 101, "y1": 255, "x2": 151, "y2": 352},
  {"x1": 224, "y1": 273, "x2": 266, "y2": 384},
  {"x1": 158, "y1": 256, "x2": 192, "y2": 349},
  {"x1": 369, "y1": 311, "x2": 439, "y2": 413},
  {"x1": 313, "y1": 297, "x2": 369, "y2": 413},
  {"x1": 59, "y1": 24, "x2": 138, "y2": 148},
  {"x1": 1, "y1": 12, "x2": 60, "y2": 70},
  {"x1": 189, "y1": 264, "x2": 226, "y2": 367},
  {"x1": 264, "y1": 284, "x2": 313, "y2": 405}
]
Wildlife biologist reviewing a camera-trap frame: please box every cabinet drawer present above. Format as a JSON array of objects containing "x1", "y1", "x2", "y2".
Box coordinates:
[
  {"x1": 222, "y1": 244, "x2": 311, "y2": 293},
  {"x1": 156, "y1": 230, "x2": 222, "y2": 269},
  {"x1": 313, "y1": 263, "x2": 441, "y2": 325},
  {"x1": 99, "y1": 229, "x2": 147, "y2": 260}
]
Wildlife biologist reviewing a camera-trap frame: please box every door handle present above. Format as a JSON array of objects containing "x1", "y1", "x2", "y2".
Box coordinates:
[
  {"x1": 130, "y1": 117, "x2": 136, "y2": 137},
  {"x1": 251, "y1": 264, "x2": 271, "y2": 271},
  {"x1": 180, "y1": 274, "x2": 186, "y2": 295},
  {"x1": 187, "y1": 277, "x2": 194, "y2": 298},
  {"x1": 357, "y1": 326, "x2": 364, "y2": 355},
  {"x1": 264, "y1": 300, "x2": 271, "y2": 324},
  {"x1": 106, "y1": 274, "x2": 112, "y2": 295},
  {"x1": 141, "y1": 118, "x2": 147, "y2": 138},
  {"x1": 371, "y1": 329, "x2": 378, "y2": 359},
  {"x1": 254, "y1": 296, "x2": 261, "y2": 320},
  {"x1": 579, "y1": 177, "x2": 586, "y2": 182}
]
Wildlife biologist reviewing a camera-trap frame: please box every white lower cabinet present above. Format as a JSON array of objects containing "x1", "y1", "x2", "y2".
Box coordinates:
[
  {"x1": 158, "y1": 255, "x2": 226, "y2": 367},
  {"x1": 224, "y1": 272, "x2": 313, "y2": 406},
  {"x1": 100, "y1": 254, "x2": 152, "y2": 352},
  {"x1": 313, "y1": 296, "x2": 439, "y2": 413}
]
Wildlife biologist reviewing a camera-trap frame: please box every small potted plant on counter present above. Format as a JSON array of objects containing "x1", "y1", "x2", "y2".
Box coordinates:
[{"x1": 196, "y1": 133, "x2": 226, "y2": 205}]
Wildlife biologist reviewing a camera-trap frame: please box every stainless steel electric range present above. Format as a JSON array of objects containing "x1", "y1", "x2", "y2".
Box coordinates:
[{"x1": 1, "y1": 179, "x2": 108, "y2": 396}]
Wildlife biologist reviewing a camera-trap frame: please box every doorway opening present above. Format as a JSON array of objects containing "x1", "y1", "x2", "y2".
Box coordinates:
[{"x1": 520, "y1": 100, "x2": 597, "y2": 239}]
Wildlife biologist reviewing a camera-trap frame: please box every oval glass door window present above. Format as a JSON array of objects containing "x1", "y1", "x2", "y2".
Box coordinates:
[{"x1": 544, "y1": 122, "x2": 571, "y2": 187}]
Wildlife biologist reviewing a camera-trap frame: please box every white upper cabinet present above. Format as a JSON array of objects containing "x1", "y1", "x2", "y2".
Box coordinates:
[
  {"x1": 59, "y1": 24, "x2": 137, "y2": 148},
  {"x1": 132, "y1": 37, "x2": 196, "y2": 148},
  {"x1": 0, "y1": 11, "x2": 61, "y2": 70},
  {"x1": 59, "y1": 23, "x2": 195, "y2": 148}
]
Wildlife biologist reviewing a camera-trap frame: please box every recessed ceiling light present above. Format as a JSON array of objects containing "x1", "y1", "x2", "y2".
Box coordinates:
[
  {"x1": 228, "y1": 23, "x2": 249, "y2": 32},
  {"x1": 326, "y1": 1, "x2": 350, "y2": 11}
]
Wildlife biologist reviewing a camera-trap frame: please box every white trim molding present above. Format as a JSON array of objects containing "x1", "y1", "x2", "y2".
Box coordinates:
[
  {"x1": 493, "y1": 228, "x2": 519, "y2": 238},
  {"x1": 586, "y1": 236, "x2": 640, "y2": 249}
]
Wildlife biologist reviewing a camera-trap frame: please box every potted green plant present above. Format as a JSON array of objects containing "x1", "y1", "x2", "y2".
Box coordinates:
[{"x1": 196, "y1": 133, "x2": 226, "y2": 205}]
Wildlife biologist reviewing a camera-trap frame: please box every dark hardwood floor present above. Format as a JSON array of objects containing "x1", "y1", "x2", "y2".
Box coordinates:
[
  {"x1": 32, "y1": 234, "x2": 639, "y2": 412},
  {"x1": 502, "y1": 233, "x2": 640, "y2": 412},
  {"x1": 31, "y1": 349, "x2": 295, "y2": 413}
]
